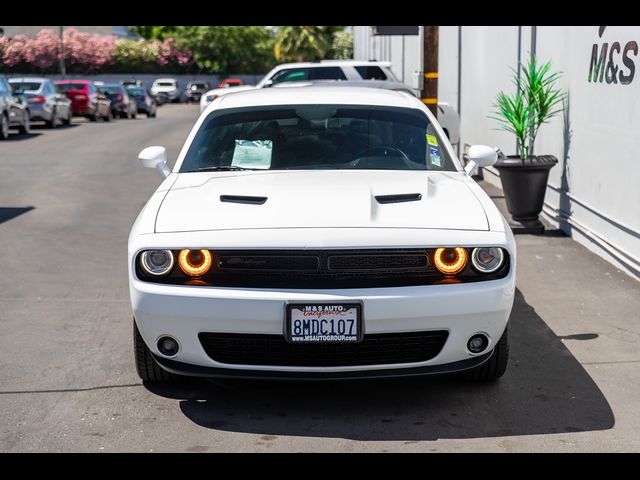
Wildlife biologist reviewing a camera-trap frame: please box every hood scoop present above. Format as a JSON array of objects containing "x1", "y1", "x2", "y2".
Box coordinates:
[
  {"x1": 220, "y1": 195, "x2": 268, "y2": 205},
  {"x1": 375, "y1": 193, "x2": 422, "y2": 204}
]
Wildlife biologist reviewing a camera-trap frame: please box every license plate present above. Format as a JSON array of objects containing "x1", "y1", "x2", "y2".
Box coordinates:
[{"x1": 285, "y1": 303, "x2": 363, "y2": 343}]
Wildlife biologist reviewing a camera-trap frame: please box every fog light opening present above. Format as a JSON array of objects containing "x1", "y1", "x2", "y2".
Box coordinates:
[
  {"x1": 467, "y1": 334, "x2": 489, "y2": 354},
  {"x1": 157, "y1": 336, "x2": 179, "y2": 356}
]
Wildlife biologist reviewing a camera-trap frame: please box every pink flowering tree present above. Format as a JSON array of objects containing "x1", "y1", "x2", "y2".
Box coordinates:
[{"x1": 0, "y1": 28, "x2": 192, "y2": 73}]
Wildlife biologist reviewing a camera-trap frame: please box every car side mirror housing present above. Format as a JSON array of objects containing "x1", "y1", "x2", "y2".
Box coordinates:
[
  {"x1": 139, "y1": 146, "x2": 171, "y2": 178},
  {"x1": 464, "y1": 145, "x2": 498, "y2": 175},
  {"x1": 262, "y1": 79, "x2": 274, "y2": 88}
]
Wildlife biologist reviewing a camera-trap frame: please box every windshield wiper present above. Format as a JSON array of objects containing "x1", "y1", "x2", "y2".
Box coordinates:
[{"x1": 185, "y1": 166, "x2": 257, "y2": 173}]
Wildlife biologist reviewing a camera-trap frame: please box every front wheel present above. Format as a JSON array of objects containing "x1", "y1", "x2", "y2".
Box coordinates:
[
  {"x1": 0, "y1": 113, "x2": 9, "y2": 140},
  {"x1": 463, "y1": 324, "x2": 509, "y2": 381},
  {"x1": 46, "y1": 109, "x2": 57, "y2": 128},
  {"x1": 134, "y1": 320, "x2": 181, "y2": 383},
  {"x1": 18, "y1": 111, "x2": 31, "y2": 135}
]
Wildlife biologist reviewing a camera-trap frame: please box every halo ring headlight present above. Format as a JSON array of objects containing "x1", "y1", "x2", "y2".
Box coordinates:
[
  {"x1": 178, "y1": 249, "x2": 212, "y2": 277},
  {"x1": 471, "y1": 247, "x2": 505, "y2": 273},
  {"x1": 433, "y1": 247, "x2": 468, "y2": 275},
  {"x1": 140, "y1": 250, "x2": 174, "y2": 276}
]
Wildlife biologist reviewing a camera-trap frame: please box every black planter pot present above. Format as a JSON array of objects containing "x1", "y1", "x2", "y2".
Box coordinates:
[{"x1": 493, "y1": 155, "x2": 558, "y2": 234}]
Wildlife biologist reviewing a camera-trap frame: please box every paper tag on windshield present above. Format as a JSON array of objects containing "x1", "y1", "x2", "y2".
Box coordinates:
[
  {"x1": 428, "y1": 145, "x2": 442, "y2": 167},
  {"x1": 426, "y1": 134, "x2": 439, "y2": 146},
  {"x1": 231, "y1": 140, "x2": 272, "y2": 169}
]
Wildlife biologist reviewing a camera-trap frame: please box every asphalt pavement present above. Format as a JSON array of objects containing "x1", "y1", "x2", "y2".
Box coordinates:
[{"x1": 0, "y1": 105, "x2": 638, "y2": 452}]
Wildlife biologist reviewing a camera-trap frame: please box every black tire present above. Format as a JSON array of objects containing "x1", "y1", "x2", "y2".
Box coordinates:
[
  {"x1": 18, "y1": 110, "x2": 31, "y2": 135},
  {"x1": 463, "y1": 323, "x2": 510, "y2": 381},
  {"x1": 46, "y1": 109, "x2": 57, "y2": 128},
  {"x1": 0, "y1": 113, "x2": 9, "y2": 140},
  {"x1": 88, "y1": 113, "x2": 97, "y2": 122},
  {"x1": 133, "y1": 319, "x2": 181, "y2": 383}
]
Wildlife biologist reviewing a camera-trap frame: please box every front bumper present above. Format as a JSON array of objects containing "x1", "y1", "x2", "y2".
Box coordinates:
[{"x1": 131, "y1": 272, "x2": 515, "y2": 377}]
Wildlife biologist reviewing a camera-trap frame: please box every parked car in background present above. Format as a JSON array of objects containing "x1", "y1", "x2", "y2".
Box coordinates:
[
  {"x1": 0, "y1": 74, "x2": 30, "y2": 139},
  {"x1": 273, "y1": 79, "x2": 460, "y2": 145},
  {"x1": 99, "y1": 84, "x2": 137, "y2": 119},
  {"x1": 184, "y1": 81, "x2": 211, "y2": 103},
  {"x1": 150, "y1": 78, "x2": 180, "y2": 103},
  {"x1": 152, "y1": 91, "x2": 169, "y2": 106},
  {"x1": 9, "y1": 77, "x2": 72, "y2": 128},
  {"x1": 126, "y1": 86, "x2": 157, "y2": 118},
  {"x1": 55, "y1": 80, "x2": 112, "y2": 122},
  {"x1": 122, "y1": 79, "x2": 144, "y2": 89},
  {"x1": 131, "y1": 87, "x2": 514, "y2": 383},
  {"x1": 200, "y1": 61, "x2": 460, "y2": 144},
  {"x1": 217, "y1": 78, "x2": 244, "y2": 88}
]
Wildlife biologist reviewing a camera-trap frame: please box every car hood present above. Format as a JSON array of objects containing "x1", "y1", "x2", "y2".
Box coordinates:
[
  {"x1": 154, "y1": 170, "x2": 488, "y2": 233},
  {"x1": 152, "y1": 86, "x2": 177, "y2": 92}
]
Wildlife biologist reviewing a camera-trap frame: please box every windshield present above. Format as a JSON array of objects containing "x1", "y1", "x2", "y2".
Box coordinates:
[
  {"x1": 10, "y1": 81, "x2": 42, "y2": 91},
  {"x1": 56, "y1": 83, "x2": 86, "y2": 92},
  {"x1": 100, "y1": 85, "x2": 123, "y2": 94},
  {"x1": 155, "y1": 82, "x2": 175, "y2": 87},
  {"x1": 190, "y1": 83, "x2": 208, "y2": 89},
  {"x1": 127, "y1": 87, "x2": 146, "y2": 96},
  {"x1": 180, "y1": 105, "x2": 456, "y2": 173}
]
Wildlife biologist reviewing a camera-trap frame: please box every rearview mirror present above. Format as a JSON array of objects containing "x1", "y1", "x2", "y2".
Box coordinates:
[
  {"x1": 464, "y1": 145, "x2": 498, "y2": 175},
  {"x1": 139, "y1": 146, "x2": 170, "y2": 178}
]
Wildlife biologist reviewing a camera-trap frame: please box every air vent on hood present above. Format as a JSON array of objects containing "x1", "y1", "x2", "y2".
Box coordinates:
[
  {"x1": 220, "y1": 195, "x2": 268, "y2": 205},
  {"x1": 375, "y1": 193, "x2": 422, "y2": 204}
]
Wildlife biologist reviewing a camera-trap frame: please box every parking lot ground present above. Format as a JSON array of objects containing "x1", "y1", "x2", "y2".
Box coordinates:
[{"x1": 0, "y1": 105, "x2": 639, "y2": 452}]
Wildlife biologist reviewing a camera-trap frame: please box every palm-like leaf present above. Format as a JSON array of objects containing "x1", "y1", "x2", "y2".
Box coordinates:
[{"x1": 491, "y1": 55, "x2": 565, "y2": 160}]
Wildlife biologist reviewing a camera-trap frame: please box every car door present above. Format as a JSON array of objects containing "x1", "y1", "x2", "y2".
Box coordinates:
[
  {"x1": 1, "y1": 77, "x2": 23, "y2": 125},
  {"x1": 53, "y1": 82, "x2": 70, "y2": 117}
]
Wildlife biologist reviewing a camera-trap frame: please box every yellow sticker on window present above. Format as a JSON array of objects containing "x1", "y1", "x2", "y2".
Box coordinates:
[{"x1": 426, "y1": 134, "x2": 438, "y2": 146}]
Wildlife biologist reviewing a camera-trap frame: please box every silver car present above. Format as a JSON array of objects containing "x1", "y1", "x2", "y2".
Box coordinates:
[{"x1": 9, "y1": 77, "x2": 72, "y2": 128}]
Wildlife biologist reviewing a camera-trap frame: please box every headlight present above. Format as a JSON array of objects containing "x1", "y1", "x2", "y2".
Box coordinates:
[
  {"x1": 140, "y1": 250, "x2": 174, "y2": 276},
  {"x1": 471, "y1": 247, "x2": 505, "y2": 273},
  {"x1": 433, "y1": 247, "x2": 468, "y2": 275},
  {"x1": 178, "y1": 249, "x2": 212, "y2": 277}
]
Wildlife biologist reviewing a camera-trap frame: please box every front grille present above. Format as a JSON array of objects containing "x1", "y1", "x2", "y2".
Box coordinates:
[
  {"x1": 199, "y1": 331, "x2": 449, "y2": 367},
  {"x1": 211, "y1": 249, "x2": 437, "y2": 288},
  {"x1": 328, "y1": 254, "x2": 428, "y2": 272}
]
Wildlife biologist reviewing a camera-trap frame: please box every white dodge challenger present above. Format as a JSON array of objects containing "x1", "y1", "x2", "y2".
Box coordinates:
[{"x1": 129, "y1": 87, "x2": 516, "y2": 383}]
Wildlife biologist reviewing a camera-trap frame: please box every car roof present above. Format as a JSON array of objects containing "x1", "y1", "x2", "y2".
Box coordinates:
[
  {"x1": 274, "y1": 60, "x2": 392, "y2": 69},
  {"x1": 9, "y1": 77, "x2": 48, "y2": 83},
  {"x1": 215, "y1": 86, "x2": 419, "y2": 111},
  {"x1": 54, "y1": 79, "x2": 91, "y2": 84}
]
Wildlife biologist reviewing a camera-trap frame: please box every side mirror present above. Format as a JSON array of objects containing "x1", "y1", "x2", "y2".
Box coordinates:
[
  {"x1": 262, "y1": 79, "x2": 274, "y2": 88},
  {"x1": 464, "y1": 145, "x2": 498, "y2": 175},
  {"x1": 139, "y1": 146, "x2": 171, "y2": 178}
]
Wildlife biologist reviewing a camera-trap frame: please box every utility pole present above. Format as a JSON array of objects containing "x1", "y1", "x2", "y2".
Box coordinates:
[
  {"x1": 421, "y1": 26, "x2": 439, "y2": 116},
  {"x1": 59, "y1": 26, "x2": 66, "y2": 76}
]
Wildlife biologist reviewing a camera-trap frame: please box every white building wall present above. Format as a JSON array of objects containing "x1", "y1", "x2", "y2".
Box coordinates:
[{"x1": 354, "y1": 25, "x2": 640, "y2": 279}]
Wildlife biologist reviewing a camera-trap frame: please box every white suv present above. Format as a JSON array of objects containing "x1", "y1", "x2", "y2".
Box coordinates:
[
  {"x1": 150, "y1": 78, "x2": 180, "y2": 103},
  {"x1": 200, "y1": 61, "x2": 460, "y2": 144}
]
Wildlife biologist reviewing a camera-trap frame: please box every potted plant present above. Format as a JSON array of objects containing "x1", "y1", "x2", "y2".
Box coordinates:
[{"x1": 491, "y1": 56, "x2": 565, "y2": 233}]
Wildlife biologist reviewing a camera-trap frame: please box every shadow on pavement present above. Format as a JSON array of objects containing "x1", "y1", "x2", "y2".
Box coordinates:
[
  {"x1": 146, "y1": 288, "x2": 614, "y2": 440},
  {"x1": 4, "y1": 132, "x2": 41, "y2": 141},
  {"x1": 0, "y1": 207, "x2": 34, "y2": 225}
]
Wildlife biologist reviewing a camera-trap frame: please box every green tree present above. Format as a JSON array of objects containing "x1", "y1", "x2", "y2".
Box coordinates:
[
  {"x1": 129, "y1": 26, "x2": 178, "y2": 41},
  {"x1": 328, "y1": 30, "x2": 353, "y2": 59},
  {"x1": 129, "y1": 26, "x2": 276, "y2": 74},
  {"x1": 274, "y1": 26, "x2": 337, "y2": 62}
]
